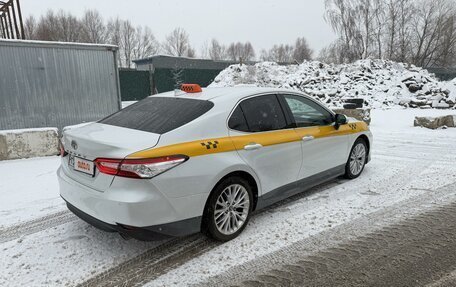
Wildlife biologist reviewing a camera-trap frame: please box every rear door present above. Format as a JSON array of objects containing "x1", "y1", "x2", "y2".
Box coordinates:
[
  {"x1": 280, "y1": 93, "x2": 349, "y2": 179},
  {"x1": 228, "y1": 94, "x2": 303, "y2": 196}
]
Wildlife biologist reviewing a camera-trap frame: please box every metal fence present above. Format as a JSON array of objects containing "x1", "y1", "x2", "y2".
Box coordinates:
[
  {"x1": 119, "y1": 68, "x2": 151, "y2": 101},
  {"x1": 134, "y1": 55, "x2": 237, "y2": 95},
  {"x1": 0, "y1": 39, "x2": 121, "y2": 130}
]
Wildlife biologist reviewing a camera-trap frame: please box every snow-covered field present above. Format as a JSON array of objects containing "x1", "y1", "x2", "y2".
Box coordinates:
[{"x1": 1, "y1": 109, "x2": 456, "y2": 286}]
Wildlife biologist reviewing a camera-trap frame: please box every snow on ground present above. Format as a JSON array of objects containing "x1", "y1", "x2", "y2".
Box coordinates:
[
  {"x1": 1, "y1": 109, "x2": 456, "y2": 286},
  {"x1": 210, "y1": 60, "x2": 456, "y2": 109},
  {"x1": 0, "y1": 156, "x2": 63, "y2": 228},
  {"x1": 122, "y1": 101, "x2": 137, "y2": 108},
  {"x1": 0, "y1": 221, "x2": 164, "y2": 286}
]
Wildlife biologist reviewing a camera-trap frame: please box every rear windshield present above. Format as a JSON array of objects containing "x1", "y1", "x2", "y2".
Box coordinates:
[{"x1": 99, "y1": 97, "x2": 214, "y2": 134}]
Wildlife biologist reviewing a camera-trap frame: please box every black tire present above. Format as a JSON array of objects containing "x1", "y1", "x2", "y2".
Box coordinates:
[
  {"x1": 202, "y1": 176, "x2": 253, "y2": 242},
  {"x1": 344, "y1": 98, "x2": 364, "y2": 106},
  {"x1": 344, "y1": 138, "x2": 368, "y2": 179},
  {"x1": 343, "y1": 103, "x2": 360, "y2": 109}
]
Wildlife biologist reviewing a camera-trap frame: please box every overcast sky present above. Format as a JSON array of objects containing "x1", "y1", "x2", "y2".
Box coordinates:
[{"x1": 21, "y1": 0, "x2": 336, "y2": 55}]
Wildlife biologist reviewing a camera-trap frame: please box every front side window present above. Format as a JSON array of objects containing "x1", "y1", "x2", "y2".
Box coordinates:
[
  {"x1": 238, "y1": 94, "x2": 287, "y2": 132},
  {"x1": 283, "y1": 95, "x2": 334, "y2": 127}
]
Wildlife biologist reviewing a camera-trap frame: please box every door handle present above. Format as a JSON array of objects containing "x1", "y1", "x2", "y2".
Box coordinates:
[
  {"x1": 244, "y1": 143, "x2": 263, "y2": 151},
  {"x1": 302, "y1": 135, "x2": 314, "y2": 142}
]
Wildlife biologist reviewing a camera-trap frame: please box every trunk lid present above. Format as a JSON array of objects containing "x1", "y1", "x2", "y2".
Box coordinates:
[{"x1": 61, "y1": 123, "x2": 160, "y2": 191}]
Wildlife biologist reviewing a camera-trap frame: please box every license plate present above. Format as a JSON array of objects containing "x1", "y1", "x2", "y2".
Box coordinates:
[{"x1": 71, "y1": 156, "x2": 95, "y2": 176}]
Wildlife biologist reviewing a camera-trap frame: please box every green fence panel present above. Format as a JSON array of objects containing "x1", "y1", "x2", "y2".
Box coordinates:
[
  {"x1": 119, "y1": 69, "x2": 151, "y2": 101},
  {"x1": 153, "y1": 68, "x2": 221, "y2": 93},
  {"x1": 426, "y1": 68, "x2": 456, "y2": 81},
  {"x1": 119, "y1": 67, "x2": 224, "y2": 100}
]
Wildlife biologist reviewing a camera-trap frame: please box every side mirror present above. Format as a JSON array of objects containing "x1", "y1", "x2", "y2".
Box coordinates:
[{"x1": 334, "y1": 114, "x2": 347, "y2": 130}]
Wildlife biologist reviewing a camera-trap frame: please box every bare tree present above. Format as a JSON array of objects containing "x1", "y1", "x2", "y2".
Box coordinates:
[
  {"x1": 106, "y1": 17, "x2": 122, "y2": 47},
  {"x1": 410, "y1": 0, "x2": 456, "y2": 67},
  {"x1": 226, "y1": 42, "x2": 256, "y2": 61},
  {"x1": 24, "y1": 16, "x2": 37, "y2": 39},
  {"x1": 120, "y1": 20, "x2": 136, "y2": 68},
  {"x1": 132, "y1": 26, "x2": 160, "y2": 60},
  {"x1": 208, "y1": 39, "x2": 227, "y2": 60},
  {"x1": 35, "y1": 10, "x2": 61, "y2": 41},
  {"x1": 55, "y1": 10, "x2": 82, "y2": 42},
  {"x1": 293, "y1": 37, "x2": 313, "y2": 62},
  {"x1": 261, "y1": 44, "x2": 294, "y2": 62},
  {"x1": 32, "y1": 10, "x2": 81, "y2": 42},
  {"x1": 186, "y1": 46, "x2": 196, "y2": 58},
  {"x1": 324, "y1": 0, "x2": 359, "y2": 62},
  {"x1": 323, "y1": 0, "x2": 456, "y2": 67},
  {"x1": 163, "y1": 27, "x2": 192, "y2": 57},
  {"x1": 80, "y1": 10, "x2": 107, "y2": 43},
  {"x1": 318, "y1": 39, "x2": 346, "y2": 63}
]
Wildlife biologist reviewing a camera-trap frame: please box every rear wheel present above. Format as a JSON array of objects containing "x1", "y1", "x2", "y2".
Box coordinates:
[
  {"x1": 344, "y1": 138, "x2": 368, "y2": 179},
  {"x1": 202, "y1": 176, "x2": 253, "y2": 242}
]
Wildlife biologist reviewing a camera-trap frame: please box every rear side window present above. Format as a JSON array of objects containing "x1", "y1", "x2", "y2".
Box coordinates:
[
  {"x1": 238, "y1": 95, "x2": 287, "y2": 132},
  {"x1": 99, "y1": 97, "x2": 214, "y2": 134},
  {"x1": 228, "y1": 106, "x2": 249, "y2": 132}
]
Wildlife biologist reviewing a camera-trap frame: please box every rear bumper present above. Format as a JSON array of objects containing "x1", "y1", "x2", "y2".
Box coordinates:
[
  {"x1": 58, "y1": 166, "x2": 202, "y2": 239},
  {"x1": 64, "y1": 199, "x2": 201, "y2": 240}
]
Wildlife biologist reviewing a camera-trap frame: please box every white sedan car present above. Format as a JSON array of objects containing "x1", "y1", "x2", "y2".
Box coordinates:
[{"x1": 58, "y1": 85, "x2": 372, "y2": 241}]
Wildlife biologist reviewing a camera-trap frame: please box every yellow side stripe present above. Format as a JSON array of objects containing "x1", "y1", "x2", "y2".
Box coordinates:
[{"x1": 127, "y1": 121, "x2": 368, "y2": 159}]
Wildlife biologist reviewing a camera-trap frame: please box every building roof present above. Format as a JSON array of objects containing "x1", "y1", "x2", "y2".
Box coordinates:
[
  {"x1": 0, "y1": 39, "x2": 117, "y2": 51},
  {"x1": 133, "y1": 55, "x2": 255, "y2": 70}
]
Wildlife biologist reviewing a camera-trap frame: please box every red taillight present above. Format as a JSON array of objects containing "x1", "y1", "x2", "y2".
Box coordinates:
[
  {"x1": 59, "y1": 140, "x2": 68, "y2": 157},
  {"x1": 94, "y1": 158, "x2": 122, "y2": 175},
  {"x1": 94, "y1": 155, "x2": 188, "y2": 179}
]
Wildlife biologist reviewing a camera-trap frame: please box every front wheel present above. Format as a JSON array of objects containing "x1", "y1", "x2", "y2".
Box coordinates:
[
  {"x1": 344, "y1": 138, "x2": 368, "y2": 179},
  {"x1": 202, "y1": 176, "x2": 253, "y2": 242}
]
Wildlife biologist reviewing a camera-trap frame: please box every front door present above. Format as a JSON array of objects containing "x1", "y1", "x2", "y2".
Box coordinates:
[{"x1": 280, "y1": 94, "x2": 350, "y2": 179}]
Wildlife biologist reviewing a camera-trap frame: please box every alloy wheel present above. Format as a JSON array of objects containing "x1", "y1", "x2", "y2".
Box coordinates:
[
  {"x1": 214, "y1": 184, "x2": 250, "y2": 236},
  {"x1": 349, "y1": 143, "x2": 366, "y2": 176}
]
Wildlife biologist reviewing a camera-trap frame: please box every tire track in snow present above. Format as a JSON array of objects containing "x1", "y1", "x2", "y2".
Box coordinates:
[
  {"x1": 198, "y1": 182, "x2": 456, "y2": 287},
  {"x1": 0, "y1": 210, "x2": 76, "y2": 244},
  {"x1": 76, "y1": 235, "x2": 219, "y2": 287},
  {"x1": 154, "y1": 157, "x2": 436, "y2": 287},
  {"x1": 75, "y1": 178, "x2": 349, "y2": 287}
]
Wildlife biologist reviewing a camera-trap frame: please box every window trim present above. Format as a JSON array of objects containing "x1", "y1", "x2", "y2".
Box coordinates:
[
  {"x1": 278, "y1": 92, "x2": 336, "y2": 128},
  {"x1": 226, "y1": 92, "x2": 295, "y2": 134}
]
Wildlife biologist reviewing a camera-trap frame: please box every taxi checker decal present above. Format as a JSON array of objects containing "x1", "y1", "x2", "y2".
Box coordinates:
[
  {"x1": 201, "y1": 141, "x2": 219, "y2": 150},
  {"x1": 127, "y1": 121, "x2": 369, "y2": 159}
]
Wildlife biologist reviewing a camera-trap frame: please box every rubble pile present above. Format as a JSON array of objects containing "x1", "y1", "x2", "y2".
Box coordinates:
[{"x1": 210, "y1": 59, "x2": 456, "y2": 109}]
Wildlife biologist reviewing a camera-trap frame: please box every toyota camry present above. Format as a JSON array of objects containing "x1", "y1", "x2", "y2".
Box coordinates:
[{"x1": 58, "y1": 84, "x2": 372, "y2": 242}]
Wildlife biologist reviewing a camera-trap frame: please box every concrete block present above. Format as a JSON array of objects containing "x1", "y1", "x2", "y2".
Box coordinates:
[
  {"x1": 414, "y1": 115, "x2": 456, "y2": 129},
  {"x1": 332, "y1": 108, "x2": 371, "y2": 125},
  {"x1": 0, "y1": 128, "x2": 59, "y2": 160}
]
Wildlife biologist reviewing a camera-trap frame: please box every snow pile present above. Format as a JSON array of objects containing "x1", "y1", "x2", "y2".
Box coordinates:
[{"x1": 210, "y1": 59, "x2": 456, "y2": 109}]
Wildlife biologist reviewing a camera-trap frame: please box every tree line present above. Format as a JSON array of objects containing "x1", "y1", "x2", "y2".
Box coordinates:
[
  {"x1": 322, "y1": 0, "x2": 456, "y2": 67},
  {"x1": 23, "y1": 1, "x2": 456, "y2": 68},
  {"x1": 23, "y1": 10, "x2": 313, "y2": 67}
]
